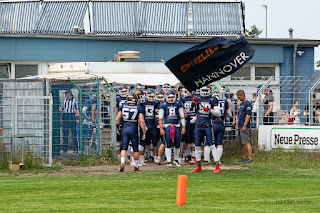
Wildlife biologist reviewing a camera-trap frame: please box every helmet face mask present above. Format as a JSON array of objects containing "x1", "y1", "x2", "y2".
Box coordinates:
[
  {"x1": 200, "y1": 87, "x2": 210, "y2": 98},
  {"x1": 146, "y1": 94, "x2": 155, "y2": 102},
  {"x1": 145, "y1": 88, "x2": 155, "y2": 102},
  {"x1": 162, "y1": 83, "x2": 171, "y2": 94},
  {"x1": 156, "y1": 94, "x2": 164, "y2": 102},
  {"x1": 166, "y1": 89, "x2": 176, "y2": 103},
  {"x1": 118, "y1": 84, "x2": 128, "y2": 98},
  {"x1": 119, "y1": 89, "x2": 128, "y2": 98},
  {"x1": 181, "y1": 88, "x2": 191, "y2": 97},
  {"x1": 166, "y1": 95, "x2": 176, "y2": 103}
]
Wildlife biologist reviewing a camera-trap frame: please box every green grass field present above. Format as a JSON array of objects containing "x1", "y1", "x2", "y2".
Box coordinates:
[{"x1": 0, "y1": 150, "x2": 319, "y2": 212}]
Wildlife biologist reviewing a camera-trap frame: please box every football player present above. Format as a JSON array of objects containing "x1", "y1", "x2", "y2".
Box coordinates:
[
  {"x1": 135, "y1": 83, "x2": 142, "y2": 90},
  {"x1": 154, "y1": 89, "x2": 166, "y2": 164},
  {"x1": 116, "y1": 92, "x2": 147, "y2": 172},
  {"x1": 162, "y1": 83, "x2": 171, "y2": 95},
  {"x1": 140, "y1": 88, "x2": 159, "y2": 162},
  {"x1": 211, "y1": 91, "x2": 231, "y2": 173},
  {"x1": 158, "y1": 89, "x2": 186, "y2": 166},
  {"x1": 180, "y1": 88, "x2": 197, "y2": 164},
  {"x1": 190, "y1": 86, "x2": 221, "y2": 173},
  {"x1": 116, "y1": 84, "x2": 128, "y2": 113}
]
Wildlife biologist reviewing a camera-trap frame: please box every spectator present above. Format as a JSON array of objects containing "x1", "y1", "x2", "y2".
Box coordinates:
[
  {"x1": 262, "y1": 88, "x2": 274, "y2": 125},
  {"x1": 250, "y1": 94, "x2": 258, "y2": 128},
  {"x1": 82, "y1": 100, "x2": 92, "y2": 153},
  {"x1": 290, "y1": 100, "x2": 301, "y2": 125},
  {"x1": 279, "y1": 110, "x2": 289, "y2": 125},
  {"x1": 304, "y1": 95, "x2": 320, "y2": 125},
  {"x1": 59, "y1": 90, "x2": 80, "y2": 153},
  {"x1": 235, "y1": 90, "x2": 253, "y2": 164}
]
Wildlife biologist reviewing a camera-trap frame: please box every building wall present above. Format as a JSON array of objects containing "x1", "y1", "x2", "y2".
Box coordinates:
[
  {"x1": 0, "y1": 37, "x2": 283, "y2": 63},
  {"x1": 280, "y1": 46, "x2": 315, "y2": 117}
]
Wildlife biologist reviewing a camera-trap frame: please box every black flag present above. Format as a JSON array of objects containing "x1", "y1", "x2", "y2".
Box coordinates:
[{"x1": 165, "y1": 36, "x2": 255, "y2": 91}]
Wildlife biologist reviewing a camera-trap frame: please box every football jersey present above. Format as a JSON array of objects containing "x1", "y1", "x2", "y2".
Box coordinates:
[
  {"x1": 140, "y1": 101, "x2": 158, "y2": 127},
  {"x1": 119, "y1": 103, "x2": 144, "y2": 127},
  {"x1": 212, "y1": 99, "x2": 229, "y2": 121},
  {"x1": 116, "y1": 96, "x2": 127, "y2": 109},
  {"x1": 180, "y1": 96, "x2": 196, "y2": 118},
  {"x1": 195, "y1": 97, "x2": 218, "y2": 125},
  {"x1": 159, "y1": 101, "x2": 183, "y2": 125}
]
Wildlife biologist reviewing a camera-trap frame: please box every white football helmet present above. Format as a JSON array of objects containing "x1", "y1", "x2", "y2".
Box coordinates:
[{"x1": 200, "y1": 86, "x2": 210, "y2": 98}]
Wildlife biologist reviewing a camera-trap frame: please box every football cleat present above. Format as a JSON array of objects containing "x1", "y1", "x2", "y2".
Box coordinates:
[
  {"x1": 190, "y1": 166, "x2": 202, "y2": 173},
  {"x1": 131, "y1": 161, "x2": 143, "y2": 167},
  {"x1": 134, "y1": 166, "x2": 140, "y2": 171},
  {"x1": 154, "y1": 158, "x2": 160, "y2": 164},
  {"x1": 173, "y1": 160, "x2": 181, "y2": 167},
  {"x1": 213, "y1": 166, "x2": 221, "y2": 173},
  {"x1": 119, "y1": 163, "x2": 125, "y2": 172},
  {"x1": 167, "y1": 162, "x2": 172, "y2": 167},
  {"x1": 139, "y1": 159, "x2": 146, "y2": 166},
  {"x1": 189, "y1": 157, "x2": 196, "y2": 165}
]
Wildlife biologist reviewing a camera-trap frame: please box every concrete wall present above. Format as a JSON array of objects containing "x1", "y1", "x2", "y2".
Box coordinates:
[{"x1": 258, "y1": 125, "x2": 320, "y2": 151}]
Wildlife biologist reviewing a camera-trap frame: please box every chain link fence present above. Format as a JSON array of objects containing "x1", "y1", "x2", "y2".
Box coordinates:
[{"x1": 0, "y1": 78, "x2": 116, "y2": 166}]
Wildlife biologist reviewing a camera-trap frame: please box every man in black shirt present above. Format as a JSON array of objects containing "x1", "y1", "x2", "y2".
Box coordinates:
[{"x1": 262, "y1": 88, "x2": 274, "y2": 125}]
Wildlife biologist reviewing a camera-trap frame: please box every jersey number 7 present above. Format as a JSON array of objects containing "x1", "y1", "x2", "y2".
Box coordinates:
[{"x1": 123, "y1": 108, "x2": 138, "y2": 120}]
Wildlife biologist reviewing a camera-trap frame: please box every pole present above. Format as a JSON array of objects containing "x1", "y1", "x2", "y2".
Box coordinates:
[{"x1": 262, "y1": 5, "x2": 267, "y2": 38}]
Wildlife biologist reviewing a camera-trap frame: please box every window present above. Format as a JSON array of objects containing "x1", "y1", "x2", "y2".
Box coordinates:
[
  {"x1": 231, "y1": 66, "x2": 250, "y2": 80},
  {"x1": 0, "y1": 65, "x2": 10, "y2": 78},
  {"x1": 255, "y1": 67, "x2": 275, "y2": 80},
  {"x1": 15, "y1": 65, "x2": 38, "y2": 78}
]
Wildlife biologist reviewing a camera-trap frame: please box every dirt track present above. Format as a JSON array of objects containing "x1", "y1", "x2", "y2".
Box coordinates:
[{"x1": 0, "y1": 163, "x2": 248, "y2": 177}]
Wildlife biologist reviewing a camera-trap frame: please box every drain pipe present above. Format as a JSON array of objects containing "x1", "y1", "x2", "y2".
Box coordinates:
[
  {"x1": 290, "y1": 28, "x2": 297, "y2": 101},
  {"x1": 293, "y1": 43, "x2": 298, "y2": 101}
]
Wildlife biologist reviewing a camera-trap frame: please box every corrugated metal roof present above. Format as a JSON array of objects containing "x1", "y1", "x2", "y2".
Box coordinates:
[
  {"x1": 0, "y1": 0, "x2": 245, "y2": 36},
  {"x1": 92, "y1": 1, "x2": 139, "y2": 35},
  {"x1": 33, "y1": 1, "x2": 88, "y2": 34},
  {"x1": 192, "y1": 2, "x2": 244, "y2": 36},
  {"x1": 0, "y1": 1, "x2": 40, "y2": 33},
  {"x1": 138, "y1": 1, "x2": 189, "y2": 36}
]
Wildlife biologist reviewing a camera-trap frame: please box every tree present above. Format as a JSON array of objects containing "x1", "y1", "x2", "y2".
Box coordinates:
[
  {"x1": 316, "y1": 60, "x2": 320, "y2": 67},
  {"x1": 245, "y1": 25, "x2": 263, "y2": 38}
]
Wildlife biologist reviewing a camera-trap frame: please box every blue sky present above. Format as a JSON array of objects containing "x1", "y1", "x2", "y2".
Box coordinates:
[{"x1": 243, "y1": 0, "x2": 320, "y2": 67}]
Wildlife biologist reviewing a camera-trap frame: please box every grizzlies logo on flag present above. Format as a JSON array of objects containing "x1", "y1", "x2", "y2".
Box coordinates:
[{"x1": 165, "y1": 36, "x2": 255, "y2": 91}]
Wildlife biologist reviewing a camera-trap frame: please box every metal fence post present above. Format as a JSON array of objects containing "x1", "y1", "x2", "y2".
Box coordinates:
[
  {"x1": 308, "y1": 76, "x2": 320, "y2": 126},
  {"x1": 110, "y1": 92, "x2": 117, "y2": 153}
]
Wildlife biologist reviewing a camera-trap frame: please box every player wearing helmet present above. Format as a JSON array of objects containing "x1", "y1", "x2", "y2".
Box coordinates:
[
  {"x1": 140, "y1": 88, "x2": 159, "y2": 162},
  {"x1": 135, "y1": 83, "x2": 142, "y2": 90},
  {"x1": 180, "y1": 88, "x2": 197, "y2": 164},
  {"x1": 156, "y1": 85, "x2": 162, "y2": 90},
  {"x1": 190, "y1": 86, "x2": 221, "y2": 173},
  {"x1": 162, "y1": 83, "x2": 171, "y2": 95},
  {"x1": 158, "y1": 89, "x2": 186, "y2": 167},
  {"x1": 134, "y1": 89, "x2": 146, "y2": 104},
  {"x1": 117, "y1": 84, "x2": 128, "y2": 113},
  {"x1": 211, "y1": 91, "x2": 232, "y2": 173},
  {"x1": 116, "y1": 91, "x2": 146, "y2": 172}
]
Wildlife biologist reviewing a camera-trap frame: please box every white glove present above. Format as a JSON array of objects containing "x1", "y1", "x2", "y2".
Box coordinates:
[
  {"x1": 141, "y1": 134, "x2": 146, "y2": 140},
  {"x1": 190, "y1": 117, "x2": 197, "y2": 124}
]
